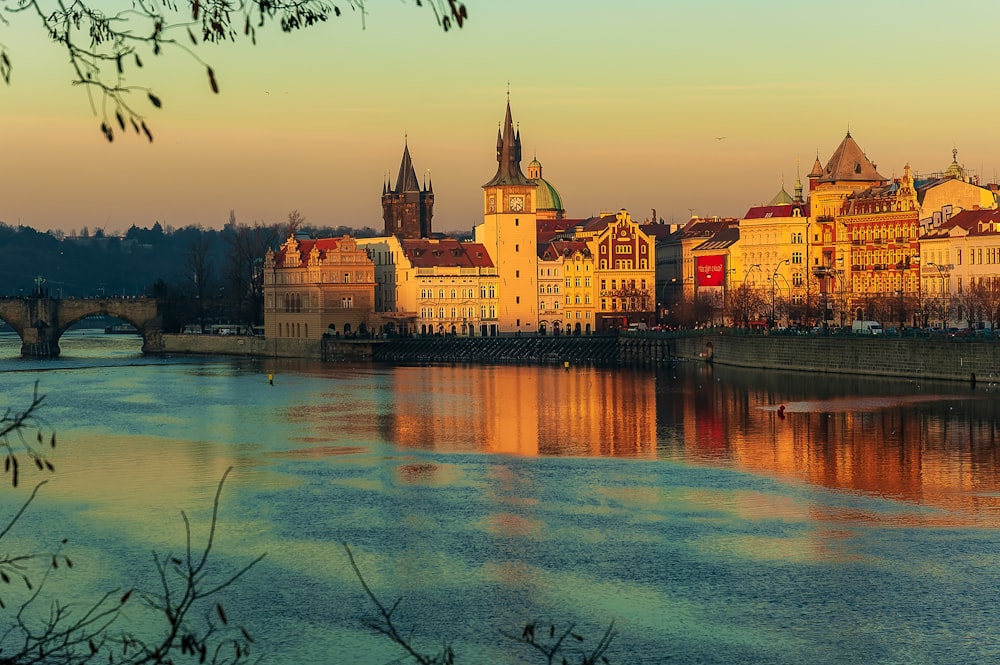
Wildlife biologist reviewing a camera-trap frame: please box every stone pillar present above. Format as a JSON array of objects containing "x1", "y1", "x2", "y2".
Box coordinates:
[{"x1": 20, "y1": 298, "x2": 60, "y2": 358}]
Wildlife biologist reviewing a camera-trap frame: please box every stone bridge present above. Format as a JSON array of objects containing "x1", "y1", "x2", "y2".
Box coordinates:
[{"x1": 0, "y1": 297, "x2": 163, "y2": 357}]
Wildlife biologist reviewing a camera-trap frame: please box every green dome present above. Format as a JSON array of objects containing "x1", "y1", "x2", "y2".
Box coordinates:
[{"x1": 533, "y1": 177, "x2": 563, "y2": 212}]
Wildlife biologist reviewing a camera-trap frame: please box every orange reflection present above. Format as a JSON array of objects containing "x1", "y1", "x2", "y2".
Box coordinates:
[
  {"x1": 384, "y1": 366, "x2": 658, "y2": 458},
  {"x1": 665, "y1": 363, "x2": 1000, "y2": 526}
]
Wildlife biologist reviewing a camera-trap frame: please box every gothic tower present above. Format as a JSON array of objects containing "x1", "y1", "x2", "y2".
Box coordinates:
[
  {"x1": 475, "y1": 98, "x2": 538, "y2": 333},
  {"x1": 382, "y1": 140, "x2": 434, "y2": 239}
]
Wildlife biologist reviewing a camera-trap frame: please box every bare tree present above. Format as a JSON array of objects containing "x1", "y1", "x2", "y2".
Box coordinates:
[
  {"x1": 0, "y1": 1, "x2": 469, "y2": 142},
  {"x1": 184, "y1": 233, "x2": 215, "y2": 333},
  {"x1": 224, "y1": 221, "x2": 280, "y2": 331},
  {"x1": 956, "y1": 281, "x2": 989, "y2": 329},
  {"x1": 726, "y1": 284, "x2": 766, "y2": 328},
  {"x1": 1, "y1": 386, "x2": 262, "y2": 664},
  {"x1": 284, "y1": 210, "x2": 306, "y2": 240},
  {"x1": 345, "y1": 543, "x2": 616, "y2": 665}
]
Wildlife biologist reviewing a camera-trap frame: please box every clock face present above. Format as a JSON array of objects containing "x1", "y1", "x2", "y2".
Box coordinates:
[{"x1": 509, "y1": 195, "x2": 524, "y2": 212}]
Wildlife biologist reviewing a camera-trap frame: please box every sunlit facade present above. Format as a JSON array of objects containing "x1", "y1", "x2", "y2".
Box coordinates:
[
  {"x1": 263, "y1": 234, "x2": 376, "y2": 338},
  {"x1": 358, "y1": 235, "x2": 499, "y2": 336}
]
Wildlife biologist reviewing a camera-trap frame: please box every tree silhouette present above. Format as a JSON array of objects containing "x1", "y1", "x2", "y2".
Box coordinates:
[
  {"x1": 1, "y1": 385, "x2": 262, "y2": 664},
  {"x1": 0, "y1": 1, "x2": 468, "y2": 142}
]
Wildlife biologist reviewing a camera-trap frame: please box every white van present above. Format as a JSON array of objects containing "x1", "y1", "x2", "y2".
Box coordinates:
[
  {"x1": 851, "y1": 320, "x2": 883, "y2": 335},
  {"x1": 626, "y1": 322, "x2": 649, "y2": 332}
]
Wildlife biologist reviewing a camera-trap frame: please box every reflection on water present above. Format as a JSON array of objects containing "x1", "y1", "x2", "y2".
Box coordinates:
[{"x1": 1, "y1": 335, "x2": 999, "y2": 663}]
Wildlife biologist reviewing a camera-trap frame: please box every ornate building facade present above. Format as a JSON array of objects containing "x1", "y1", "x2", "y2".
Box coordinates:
[{"x1": 263, "y1": 235, "x2": 376, "y2": 339}]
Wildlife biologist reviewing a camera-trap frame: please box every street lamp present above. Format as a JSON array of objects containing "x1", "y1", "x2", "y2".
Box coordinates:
[
  {"x1": 926, "y1": 261, "x2": 954, "y2": 329},
  {"x1": 771, "y1": 259, "x2": 790, "y2": 327}
]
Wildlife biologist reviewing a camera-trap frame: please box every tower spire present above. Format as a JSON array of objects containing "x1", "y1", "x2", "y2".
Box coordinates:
[{"x1": 483, "y1": 97, "x2": 529, "y2": 186}]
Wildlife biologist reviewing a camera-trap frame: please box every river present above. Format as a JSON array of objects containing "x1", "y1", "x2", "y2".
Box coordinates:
[{"x1": 0, "y1": 329, "x2": 998, "y2": 664}]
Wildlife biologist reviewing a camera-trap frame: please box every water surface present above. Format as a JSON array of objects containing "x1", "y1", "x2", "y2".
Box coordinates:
[{"x1": 0, "y1": 331, "x2": 998, "y2": 664}]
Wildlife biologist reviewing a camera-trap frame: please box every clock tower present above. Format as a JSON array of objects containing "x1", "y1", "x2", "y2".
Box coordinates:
[{"x1": 476, "y1": 98, "x2": 538, "y2": 334}]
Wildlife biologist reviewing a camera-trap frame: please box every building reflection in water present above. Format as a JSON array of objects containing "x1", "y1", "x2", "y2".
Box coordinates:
[
  {"x1": 657, "y1": 362, "x2": 1000, "y2": 525},
  {"x1": 381, "y1": 365, "x2": 658, "y2": 458},
  {"x1": 371, "y1": 362, "x2": 1000, "y2": 524}
]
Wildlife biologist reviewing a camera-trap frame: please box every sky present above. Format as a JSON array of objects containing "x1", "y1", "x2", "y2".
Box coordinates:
[{"x1": 3, "y1": 0, "x2": 1000, "y2": 235}]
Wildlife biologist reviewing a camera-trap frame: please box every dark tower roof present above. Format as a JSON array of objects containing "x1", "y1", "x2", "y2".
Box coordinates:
[
  {"x1": 392, "y1": 142, "x2": 422, "y2": 194},
  {"x1": 483, "y1": 100, "x2": 530, "y2": 187},
  {"x1": 819, "y1": 132, "x2": 884, "y2": 183}
]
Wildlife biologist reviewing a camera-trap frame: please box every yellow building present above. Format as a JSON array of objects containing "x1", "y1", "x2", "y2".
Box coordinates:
[
  {"x1": 537, "y1": 239, "x2": 595, "y2": 334},
  {"x1": 919, "y1": 208, "x2": 1000, "y2": 328},
  {"x1": 263, "y1": 234, "x2": 376, "y2": 339},
  {"x1": 475, "y1": 99, "x2": 539, "y2": 334},
  {"x1": 737, "y1": 190, "x2": 811, "y2": 324},
  {"x1": 358, "y1": 235, "x2": 499, "y2": 336}
]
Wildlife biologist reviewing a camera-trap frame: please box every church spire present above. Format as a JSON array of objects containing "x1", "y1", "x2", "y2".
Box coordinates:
[{"x1": 483, "y1": 99, "x2": 530, "y2": 187}]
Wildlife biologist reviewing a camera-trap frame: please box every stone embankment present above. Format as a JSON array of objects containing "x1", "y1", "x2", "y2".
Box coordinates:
[
  {"x1": 161, "y1": 330, "x2": 1000, "y2": 382},
  {"x1": 372, "y1": 335, "x2": 640, "y2": 367},
  {"x1": 672, "y1": 331, "x2": 1000, "y2": 383}
]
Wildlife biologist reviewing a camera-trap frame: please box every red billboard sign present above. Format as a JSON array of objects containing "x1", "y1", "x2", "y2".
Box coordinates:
[{"x1": 696, "y1": 255, "x2": 726, "y2": 287}]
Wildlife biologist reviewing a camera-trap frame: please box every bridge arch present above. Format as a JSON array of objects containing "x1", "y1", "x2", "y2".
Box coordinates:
[{"x1": 0, "y1": 297, "x2": 163, "y2": 358}]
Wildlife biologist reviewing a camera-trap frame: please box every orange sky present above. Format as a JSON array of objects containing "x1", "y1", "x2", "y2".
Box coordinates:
[{"x1": 2, "y1": 1, "x2": 1000, "y2": 235}]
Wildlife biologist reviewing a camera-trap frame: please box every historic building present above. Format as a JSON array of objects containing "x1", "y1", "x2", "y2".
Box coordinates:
[
  {"x1": 358, "y1": 236, "x2": 498, "y2": 336},
  {"x1": 737, "y1": 184, "x2": 811, "y2": 320},
  {"x1": 837, "y1": 163, "x2": 921, "y2": 322},
  {"x1": 263, "y1": 234, "x2": 376, "y2": 339},
  {"x1": 919, "y1": 208, "x2": 1000, "y2": 327},
  {"x1": 655, "y1": 216, "x2": 739, "y2": 319},
  {"x1": 381, "y1": 140, "x2": 434, "y2": 239},
  {"x1": 808, "y1": 132, "x2": 886, "y2": 220},
  {"x1": 475, "y1": 99, "x2": 539, "y2": 334},
  {"x1": 916, "y1": 150, "x2": 998, "y2": 232},
  {"x1": 537, "y1": 239, "x2": 594, "y2": 334},
  {"x1": 573, "y1": 209, "x2": 657, "y2": 330}
]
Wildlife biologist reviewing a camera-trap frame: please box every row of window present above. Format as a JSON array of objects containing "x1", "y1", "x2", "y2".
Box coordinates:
[
  {"x1": 604, "y1": 243, "x2": 648, "y2": 254},
  {"x1": 419, "y1": 306, "x2": 497, "y2": 320},
  {"x1": 599, "y1": 278, "x2": 648, "y2": 291},
  {"x1": 851, "y1": 226, "x2": 916, "y2": 243},
  {"x1": 419, "y1": 286, "x2": 497, "y2": 299},
  {"x1": 277, "y1": 293, "x2": 353, "y2": 311},
  {"x1": 601, "y1": 259, "x2": 649, "y2": 270},
  {"x1": 275, "y1": 271, "x2": 369, "y2": 284}
]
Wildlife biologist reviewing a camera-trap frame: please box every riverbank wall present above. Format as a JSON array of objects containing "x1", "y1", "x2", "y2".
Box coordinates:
[
  {"x1": 159, "y1": 331, "x2": 1000, "y2": 383},
  {"x1": 672, "y1": 331, "x2": 1000, "y2": 383}
]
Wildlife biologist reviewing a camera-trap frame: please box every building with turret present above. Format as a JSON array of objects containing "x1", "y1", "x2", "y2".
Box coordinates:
[{"x1": 382, "y1": 141, "x2": 434, "y2": 239}]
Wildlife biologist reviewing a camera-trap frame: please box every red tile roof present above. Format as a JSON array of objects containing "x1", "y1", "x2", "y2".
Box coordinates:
[
  {"x1": 539, "y1": 240, "x2": 590, "y2": 260},
  {"x1": 743, "y1": 203, "x2": 808, "y2": 219},
  {"x1": 400, "y1": 238, "x2": 495, "y2": 268},
  {"x1": 924, "y1": 208, "x2": 1000, "y2": 237},
  {"x1": 274, "y1": 238, "x2": 343, "y2": 267}
]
